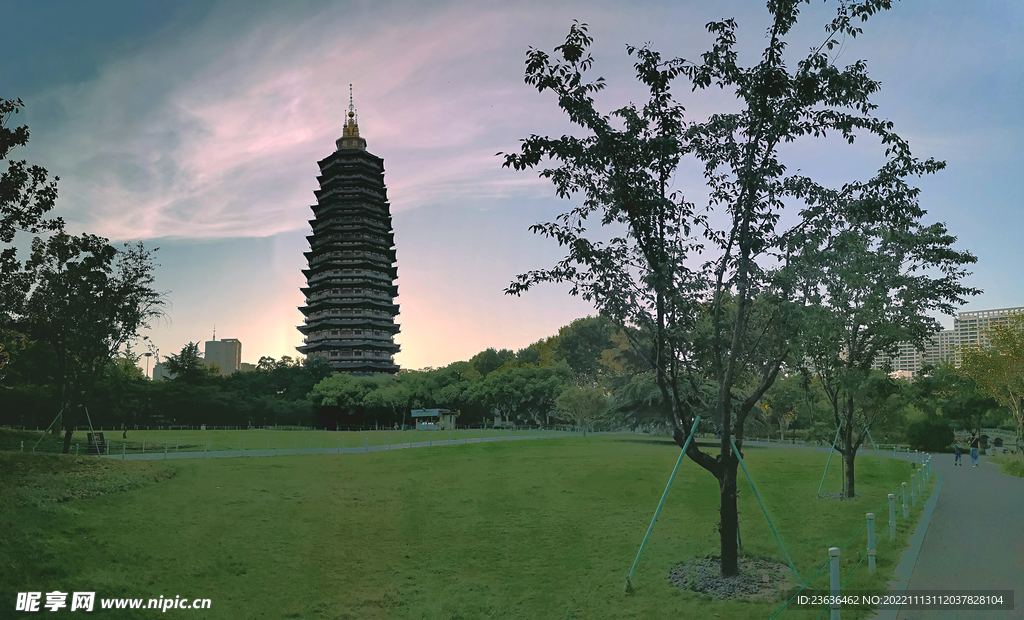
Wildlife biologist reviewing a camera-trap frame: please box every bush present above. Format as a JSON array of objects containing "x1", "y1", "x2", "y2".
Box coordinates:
[{"x1": 906, "y1": 418, "x2": 953, "y2": 453}]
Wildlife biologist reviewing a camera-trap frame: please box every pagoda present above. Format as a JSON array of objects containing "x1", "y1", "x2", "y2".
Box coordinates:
[{"x1": 296, "y1": 86, "x2": 400, "y2": 374}]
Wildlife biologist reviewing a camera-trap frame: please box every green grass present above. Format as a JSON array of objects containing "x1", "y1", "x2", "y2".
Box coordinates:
[
  {"x1": 1, "y1": 426, "x2": 553, "y2": 455},
  {"x1": 989, "y1": 453, "x2": 1024, "y2": 477},
  {"x1": 0, "y1": 436, "x2": 934, "y2": 620}
]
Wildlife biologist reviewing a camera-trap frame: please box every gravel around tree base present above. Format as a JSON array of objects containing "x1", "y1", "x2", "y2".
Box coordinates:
[
  {"x1": 817, "y1": 492, "x2": 861, "y2": 500},
  {"x1": 668, "y1": 557, "x2": 793, "y2": 601}
]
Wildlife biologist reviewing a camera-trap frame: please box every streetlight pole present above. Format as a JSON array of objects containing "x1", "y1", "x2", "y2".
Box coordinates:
[{"x1": 144, "y1": 352, "x2": 153, "y2": 379}]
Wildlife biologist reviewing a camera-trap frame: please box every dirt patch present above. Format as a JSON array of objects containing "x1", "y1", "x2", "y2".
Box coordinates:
[{"x1": 668, "y1": 556, "x2": 793, "y2": 601}]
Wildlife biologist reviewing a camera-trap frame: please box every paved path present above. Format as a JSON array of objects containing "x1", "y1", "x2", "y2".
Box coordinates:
[
  {"x1": 100, "y1": 432, "x2": 579, "y2": 461},
  {"x1": 889, "y1": 455, "x2": 1024, "y2": 620}
]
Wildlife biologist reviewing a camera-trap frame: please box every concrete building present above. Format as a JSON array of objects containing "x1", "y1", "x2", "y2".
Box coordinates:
[
  {"x1": 152, "y1": 361, "x2": 172, "y2": 381},
  {"x1": 204, "y1": 337, "x2": 241, "y2": 375},
  {"x1": 954, "y1": 307, "x2": 1024, "y2": 350},
  {"x1": 873, "y1": 306, "x2": 1024, "y2": 377},
  {"x1": 296, "y1": 87, "x2": 401, "y2": 375}
]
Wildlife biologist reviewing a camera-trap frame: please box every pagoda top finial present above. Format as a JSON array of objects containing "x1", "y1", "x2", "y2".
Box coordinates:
[
  {"x1": 343, "y1": 83, "x2": 360, "y2": 138},
  {"x1": 336, "y1": 84, "x2": 367, "y2": 151}
]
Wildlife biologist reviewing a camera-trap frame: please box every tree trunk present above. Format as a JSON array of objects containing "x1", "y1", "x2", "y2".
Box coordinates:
[
  {"x1": 844, "y1": 453, "x2": 856, "y2": 498},
  {"x1": 719, "y1": 452, "x2": 740, "y2": 576},
  {"x1": 60, "y1": 402, "x2": 74, "y2": 454}
]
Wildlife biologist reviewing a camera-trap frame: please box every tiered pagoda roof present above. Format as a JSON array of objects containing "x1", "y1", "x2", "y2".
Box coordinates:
[{"x1": 296, "y1": 86, "x2": 400, "y2": 374}]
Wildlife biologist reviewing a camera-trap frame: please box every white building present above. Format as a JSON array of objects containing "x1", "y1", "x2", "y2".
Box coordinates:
[{"x1": 873, "y1": 306, "x2": 1024, "y2": 377}]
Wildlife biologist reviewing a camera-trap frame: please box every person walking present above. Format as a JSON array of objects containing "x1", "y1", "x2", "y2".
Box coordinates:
[
  {"x1": 969, "y1": 434, "x2": 981, "y2": 467},
  {"x1": 954, "y1": 439, "x2": 963, "y2": 466}
]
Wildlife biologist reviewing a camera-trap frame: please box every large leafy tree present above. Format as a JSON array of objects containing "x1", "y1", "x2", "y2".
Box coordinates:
[
  {"x1": 23, "y1": 233, "x2": 166, "y2": 452},
  {"x1": 554, "y1": 384, "x2": 608, "y2": 435},
  {"x1": 914, "y1": 362, "x2": 1000, "y2": 435},
  {"x1": 162, "y1": 342, "x2": 214, "y2": 385},
  {"x1": 1, "y1": 97, "x2": 63, "y2": 372},
  {"x1": 800, "y1": 220, "x2": 978, "y2": 496},
  {"x1": 502, "y1": 1, "x2": 949, "y2": 576}
]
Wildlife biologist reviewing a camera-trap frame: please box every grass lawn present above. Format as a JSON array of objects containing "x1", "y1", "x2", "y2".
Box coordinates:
[
  {"x1": 989, "y1": 453, "x2": 1024, "y2": 477},
  {"x1": 1, "y1": 435, "x2": 933, "y2": 619},
  {"x1": 1, "y1": 427, "x2": 556, "y2": 455}
]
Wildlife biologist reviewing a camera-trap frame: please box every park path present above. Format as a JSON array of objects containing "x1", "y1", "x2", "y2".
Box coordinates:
[
  {"x1": 887, "y1": 454, "x2": 1024, "y2": 620},
  {"x1": 99, "y1": 431, "x2": 580, "y2": 461}
]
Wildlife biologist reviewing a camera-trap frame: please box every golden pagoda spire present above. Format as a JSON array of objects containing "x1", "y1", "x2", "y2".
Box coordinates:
[{"x1": 336, "y1": 84, "x2": 367, "y2": 151}]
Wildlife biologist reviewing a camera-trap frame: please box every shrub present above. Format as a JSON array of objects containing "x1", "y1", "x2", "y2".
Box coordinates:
[{"x1": 906, "y1": 419, "x2": 953, "y2": 453}]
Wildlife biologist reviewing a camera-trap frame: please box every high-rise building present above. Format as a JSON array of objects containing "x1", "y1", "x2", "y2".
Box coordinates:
[
  {"x1": 205, "y1": 336, "x2": 241, "y2": 375},
  {"x1": 954, "y1": 307, "x2": 1024, "y2": 350},
  {"x1": 873, "y1": 306, "x2": 1024, "y2": 377},
  {"x1": 296, "y1": 87, "x2": 401, "y2": 375}
]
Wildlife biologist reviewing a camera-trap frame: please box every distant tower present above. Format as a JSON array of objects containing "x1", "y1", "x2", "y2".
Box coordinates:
[{"x1": 296, "y1": 86, "x2": 401, "y2": 374}]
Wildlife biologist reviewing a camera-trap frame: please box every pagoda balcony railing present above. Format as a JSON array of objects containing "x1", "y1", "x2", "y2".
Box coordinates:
[
  {"x1": 308, "y1": 289, "x2": 393, "y2": 302},
  {"x1": 309, "y1": 232, "x2": 392, "y2": 249},
  {"x1": 316, "y1": 186, "x2": 386, "y2": 203},
  {"x1": 310, "y1": 217, "x2": 391, "y2": 235},
  {"x1": 299, "y1": 336, "x2": 395, "y2": 346},
  {"x1": 306, "y1": 269, "x2": 393, "y2": 285},
  {"x1": 308, "y1": 250, "x2": 392, "y2": 266},
  {"x1": 307, "y1": 308, "x2": 397, "y2": 320},
  {"x1": 320, "y1": 156, "x2": 382, "y2": 175},
  {"x1": 317, "y1": 170, "x2": 384, "y2": 187},
  {"x1": 311, "y1": 204, "x2": 388, "y2": 222}
]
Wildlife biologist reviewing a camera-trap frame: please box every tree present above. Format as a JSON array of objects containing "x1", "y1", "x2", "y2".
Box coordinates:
[
  {"x1": 469, "y1": 363, "x2": 570, "y2": 426},
  {"x1": 913, "y1": 362, "x2": 999, "y2": 436},
  {"x1": 308, "y1": 373, "x2": 375, "y2": 426},
  {"x1": 364, "y1": 380, "x2": 411, "y2": 428},
  {"x1": 1, "y1": 97, "x2": 63, "y2": 376},
  {"x1": 800, "y1": 218, "x2": 977, "y2": 496},
  {"x1": 1, "y1": 98, "x2": 62, "y2": 247},
  {"x1": 960, "y1": 314, "x2": 1024, "y2": 457},
  {"x1": 501, "y1": 3, "x2": 948, "y2": 576},
  {"x1": 469, "y1": 347, "x2": 515, "y2": 377},
  {"x1": 22, "y1": 233, "x2": 166, "y2": 452},
  {"x1": 162, "y1": 342, "x2": 212, "y2": 385},
  {"x1": 557, "y1": 315, "x2": 614, "y2": 385},
  {"x1": 554, "y1": 385, "x2": 608, "y2": 436}
]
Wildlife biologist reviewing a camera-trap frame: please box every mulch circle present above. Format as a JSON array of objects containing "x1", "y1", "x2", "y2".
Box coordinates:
[
  {"x1": 668, "y1": 556, "x2": 793, "y2": 601},
  {"x1": 817, "y1": 492, "x2": 861, "y2": 501}
]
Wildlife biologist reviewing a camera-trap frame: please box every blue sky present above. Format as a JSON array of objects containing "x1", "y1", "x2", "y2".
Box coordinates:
[{"x1": 3, "y1": 0, "x2": 1021, "y2": 371}]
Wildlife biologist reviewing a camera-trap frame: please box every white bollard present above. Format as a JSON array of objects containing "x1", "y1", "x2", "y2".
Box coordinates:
[
  {"x1": 902, "y1": 483, "x2": 908, "y2": 517},
  {"x1": 122, "y1": 443, "x2": 126, "y2": 460},
  {"x1": 866, "y1": 513, "x2": 876, "y2": 574},
  {"x1": 910, "y1": 474, "x2": 916, "y2": 506},
  {"x1": 888, "y1": 494, "x2": 896, "y2": 539},
  {"x1": 365, "y1": 437, "x2": 368, "y2": 453},
  {"x1": 829, "y1": 547, "x2": 841, "y2": 620},
  {"x1": 176, "y1": 439, "x2": 179, "y2": 452},
  {"x1": 20, "y1": 441, "x2": 23, "y2": 451},
  {"x1": 164, "y1": 443, "x2": 167, "y2": 459},
  {"x1": 143, "y1": 439, "x2": 146, "y2": 453}
]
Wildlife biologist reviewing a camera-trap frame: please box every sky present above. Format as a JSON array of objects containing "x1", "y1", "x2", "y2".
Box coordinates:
[{"x1": 3, "y1": 0, "x2": 1022, "y2": 373}]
